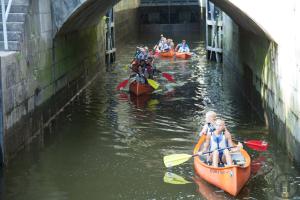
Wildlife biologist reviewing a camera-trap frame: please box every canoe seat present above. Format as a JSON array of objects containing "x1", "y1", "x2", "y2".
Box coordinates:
[
  {"x1": 199, "y1": 152, "x2": 246, "y2": 166},
  {"x1": 231, "y1": 152, "x2": 246, "y2": 166},
  {"x1": 199, "y1": 155, "x2": 225, "y2": 167}
]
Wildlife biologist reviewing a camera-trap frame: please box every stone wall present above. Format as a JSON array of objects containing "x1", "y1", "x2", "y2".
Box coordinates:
[
  {"x1": 0, "y1": 0, "x2": 106, "y2": 164},
  {"x1": 0, "y1": 0, "x2": 142, "y2": 165},
  {"x1": 223, "y1": 14, "x2": 300, "y2": 162},
  {"x1": 114, "y1": 0, "x2": 140, "y2": 44}
]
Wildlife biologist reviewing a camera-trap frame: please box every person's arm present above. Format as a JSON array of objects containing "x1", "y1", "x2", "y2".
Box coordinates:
[
  {"x1": 225, "y1": 131, "x2": 242, "y2": 152},
  {"x1": 225, "y1": 131, "x2": 234, "y2": 148},
  {"x1": 198, "y1": 135, "x2": 211, "y2": 155},
  {"x1": 186, "y1": 46, "x2": 190, "y2": 52},
  {"x1": 175, "y1": 44, "x2": 179, "y2": 52},
  {"x1": 199, "y1": 124, "x2": 208, "y2": 136}
]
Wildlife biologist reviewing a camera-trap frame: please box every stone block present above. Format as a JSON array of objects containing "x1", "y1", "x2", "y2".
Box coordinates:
[
  {"x1": 27, "y1": 96, "x2": 35, "y2": 113},
  {"x1": 2, "y1": 87, "x2": 16, "y2": 113},
  {"x1": 38, "y1": 0, "x2": 51, "y2": 13},
  {"x1": 15, "y1": 81, "x2": 28, "y2": 106},
  {"x1": 39, "y1": 13, "x2": 52, "y2": 33}
]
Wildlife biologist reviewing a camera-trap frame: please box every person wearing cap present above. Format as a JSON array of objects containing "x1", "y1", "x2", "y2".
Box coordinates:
[
  {"x1": 154, "y1": 34, "x2": 166, "y2": 52},
  {"x1": 175, "y1": 40, "x2": 190, "y2": 53}
]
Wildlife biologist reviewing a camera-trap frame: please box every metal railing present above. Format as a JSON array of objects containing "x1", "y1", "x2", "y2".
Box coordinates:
[
  {"x1": 140, "y1": 0, "x2": 199, "y2": 6},
  {"x1": 1, "y1": 0, "x2": 13, "y2": 50}
]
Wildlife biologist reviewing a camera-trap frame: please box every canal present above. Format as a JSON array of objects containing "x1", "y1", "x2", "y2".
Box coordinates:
[{"x1": 1, "y1": 33, "x2": 299, "y2": 199}]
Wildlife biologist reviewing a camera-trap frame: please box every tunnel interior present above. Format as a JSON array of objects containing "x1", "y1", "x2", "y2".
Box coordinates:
[{"x1": 51, "y1": 0, "x2": 275, "y2": 148}]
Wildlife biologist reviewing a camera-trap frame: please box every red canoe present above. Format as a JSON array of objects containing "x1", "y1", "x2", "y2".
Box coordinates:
[
  {"x1": 175, "y1": 52, "x2": 192, "y2": 59},
  {"x1": 129, "y1": 81, "x2": 154, "y2": 96},
  {"x1": 193, "y1": 135, "x2": 251, "y2": 196}
]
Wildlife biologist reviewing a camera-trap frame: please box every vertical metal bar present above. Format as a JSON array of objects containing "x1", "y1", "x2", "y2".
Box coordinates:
[
  {"x1": 1, "y1": 0, "x2": 8, "y2": 50},
  {"x1": 5, "y1": 0, "x2": 13, "y2": 20},
  {"x1": 209, "y1": 2, "x2": 215, "y2": 60},
  {"x1": 168, "y1": 0, "x2": 171, "y2": 24},
  {"x1": 205, "y1": 0, "x2": 208, "y2": 49}
]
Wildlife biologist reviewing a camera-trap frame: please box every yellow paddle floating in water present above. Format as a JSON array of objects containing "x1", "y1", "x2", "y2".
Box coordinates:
[{"x1": 163, "y1": 172, "x2": 191, "y2": 184}]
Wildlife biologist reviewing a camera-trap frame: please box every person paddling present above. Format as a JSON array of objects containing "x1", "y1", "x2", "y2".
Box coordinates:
[
  {"x1": 198, "y1": 119, "x2": 243, "y2": 167},
  {"x1": 154, "y1": 34, "x2": 166, "y2": 52},
  {"x1": 175, "y1": 40, "x2": 190, "y2": 53},
  {"x1": 199, "y1": 111, "x2": 217, "y2": 136}
]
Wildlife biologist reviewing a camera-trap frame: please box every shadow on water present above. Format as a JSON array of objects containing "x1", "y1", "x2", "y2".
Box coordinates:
[{"x1": 0, "y1": 32, "x2": 299, "y2": 200}]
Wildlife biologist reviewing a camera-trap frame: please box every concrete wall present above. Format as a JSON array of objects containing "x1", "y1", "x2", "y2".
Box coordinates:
[
  {"x1": 223, "y1": 13, "x2": 300, "y2": 162},
  {"x1": 114, "y1": 0, "x2": 140, "y2": 44}
]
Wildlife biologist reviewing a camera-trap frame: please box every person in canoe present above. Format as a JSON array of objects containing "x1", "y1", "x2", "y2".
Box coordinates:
[
  {"x1": 199, "y1": 111, "x2": 217, "y2": 136},
  {"x1": 153, "y1": 34, "x2": 166, "y2": 52},
  {"x1": 136, "y1": 46, "x2": 149, "y2": 61},
  {"x1": 167, "y1": 38, "x2": 175, "y2": 49},
  {"x1": 175, "y1": 40, "x2": 190, "y2": 53},
  {"x1": 198, "y1": 119, "x2": 243, "y2": 167},
  {"x1": 135, "y1": 65, "x2": 146, "y2": 84},
  {"x1": 131, "y1": 47, "x2": 142, "y2": 72},
  {"x1": 160, "y1": 38, "x2": 171, "y2": 52},
  {"x1": 144, "y1": 58, "x2": 155, "y2": 79}
]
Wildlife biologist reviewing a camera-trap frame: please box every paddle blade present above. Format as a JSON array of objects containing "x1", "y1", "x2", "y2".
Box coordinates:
[
  {"x1": 147, "y1": 79, "x2": 160, "y2": 89},
  {"x1": 162, "y1": 72, "x2": 175, "y2": 82},
  {"x1": 244, "y1": 140, "x2": 268, "y2": 151},
  {"x1": 163, "y1": 172, "x2": 191, "y2": 184},
  {"x1": 116, "y1": 79, "x2": 129, "y2": 90},
  {"x1": 122, "y1": 65, "x2": 129, "y2": 71},
  {"x1": 163, "y1": 154, "x2": 192, "y2": 168},
  {"x1": 147, "y1": 99, "x2": 159, "y2": 107}
]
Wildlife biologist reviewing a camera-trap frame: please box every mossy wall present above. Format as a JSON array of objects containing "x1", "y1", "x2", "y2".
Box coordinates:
[
  {"x1": 223, "y1": 13, "x2": 300, "y2": 163},
  {"x1": 114, "y1": 0, "x2": 140, "y2": 44},
  {"x1": 0, "y1": 0, "x2": 106, "y2": 164}
]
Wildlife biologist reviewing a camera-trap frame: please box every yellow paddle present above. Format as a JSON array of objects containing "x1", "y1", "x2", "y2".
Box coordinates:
[
  {"x1": 147, "y1": 79, "x2": 160, "y2": 89},
  {"x1": 163, "y1": 147, "x2": 235, "y2": 168},
  {"x1": 122, "y1": 65, "x2": 129, "y2": 71},
  {"x1": 163, "y1": 172, "x2": 191, "y2": 184},
  {"x1": 164, "y1": 154, "x2": 194, "y2": 168}
]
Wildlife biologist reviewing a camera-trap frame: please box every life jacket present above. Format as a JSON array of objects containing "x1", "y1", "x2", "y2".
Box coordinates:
[
  {"x1": 136, "y1": 51, "x2": 148, "y2": 61},
  {"x1": 161, "y1": 43, "x2": 170, "y2": 51},
  {"x1": 178, "y1": 43, "x2": 190, "y2": 52},
  {"x1": 206, "y1": 123, "x2": 216, "y2": 135},
  {"x1": 209, "y1": 131, "x2": 228, "y2": 151}
]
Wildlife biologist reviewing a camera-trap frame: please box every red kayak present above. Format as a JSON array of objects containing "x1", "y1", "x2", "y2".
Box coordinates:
[
  {"x1": 129, "y1": 81, "x2": 154, "y2": 96},
  {"x1": 175, "y1": 52, "x2": 192, "y2": 59}
]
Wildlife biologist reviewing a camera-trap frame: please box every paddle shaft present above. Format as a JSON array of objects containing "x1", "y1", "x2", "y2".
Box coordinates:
[
  {"x1": 195, "y1": 146, "x2": 236, "y2": 157},
  {"x1": 232, "y1": 138, "x2": 268, "y2": 151}
]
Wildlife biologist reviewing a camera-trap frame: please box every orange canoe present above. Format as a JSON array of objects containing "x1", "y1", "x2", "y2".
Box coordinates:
[
  {"x1": 160, "y1": 50, "x2": 175, "y2": 57},
  {"x1": 129, "y1": 81, "x2": 154, "y2": 96},
  {"x1": 193, "y1": 136, "x2": 251, "y2": 196},
  {"x1": 175, "y1": 52, "x2": 192, "y2": 59}
]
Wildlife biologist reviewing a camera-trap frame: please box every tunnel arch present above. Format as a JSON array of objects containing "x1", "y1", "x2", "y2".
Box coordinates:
[
  {"x1": 52, "y1": 0, "x2": 121, "y2": 36},
  {"x1": 210, "y1": 0, "x2": 274, "y2": 42},
  {"x1": 53, "y1": 0, "x2": 278, "y2": 42}
]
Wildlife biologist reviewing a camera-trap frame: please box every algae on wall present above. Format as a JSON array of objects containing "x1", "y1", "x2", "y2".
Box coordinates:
[
  {"x1": 222, "y1": 13, "x2": 300, "y2": 162},
  {"x1": 1, "y1": 0, "x2": 107, "y2": 163}
]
